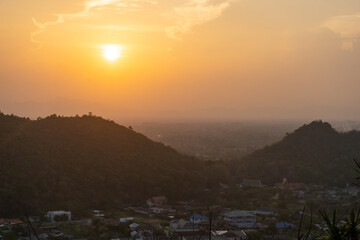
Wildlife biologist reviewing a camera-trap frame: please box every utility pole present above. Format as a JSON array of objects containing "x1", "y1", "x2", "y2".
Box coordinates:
[
  {"x1": 209, "y1": 211, "x2": 212, "y2": 240},
  {"x1": 26, "y1": 215, "x2": 40, "y2": 240},
  {"x1": 192, "y1": 216, "x2": 195, "y2": 240}
]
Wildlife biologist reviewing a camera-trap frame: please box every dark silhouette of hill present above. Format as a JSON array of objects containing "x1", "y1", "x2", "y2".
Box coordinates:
[
  {"x1": 233, "y1": 120, "x2": 360, "y2": 185},
  {"x1": 0, "y1": 113, "x2": 223, "y2": 217}
]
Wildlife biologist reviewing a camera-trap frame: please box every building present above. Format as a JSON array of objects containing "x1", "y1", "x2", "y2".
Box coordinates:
[
  {"x1": 222, "y1": 211, "x2": 256, "y2": 228},
  {"x1": 129, "y1": 223, "x2": 140, "y2": 230},
  {"x1": 119, "y1": 217, "x2": 134, "y2": 223},
  {"x1": 276, "y1": 222, "x2": 295, "y2": 229},
  {"x1": 212, "y1": 230, "x2": 247, "y2": 240},
  {"x1": 170, "y1": 219, "x2": 200, "y2": 233},
  {"x1": 278, "y1": 178, "x2": 304, "y2": 190},
  {"x1": 0, "y1": 219, "x2": 23, "y2": 229},
  {"x1": 254, "y1": 207, "x2": 278, "y2": 216},
  {"x1": 137, "y1": 224, "x2": 156, "y2": 235},
  {"x1": 150, "y1": 206, "x2": 175, "y2": 214},
  {"x1": 46, "y1": 211, "x2": 71, "y2": 223},
  {"x1": 190, "y1": 214, "x2": 208, "y2": 224},
  {"x1": 146, "y1": 196, "x2": 167, "y2": 207},
  {"x1": 93, "y1": 210, "x2": 105, "y2": 217}
]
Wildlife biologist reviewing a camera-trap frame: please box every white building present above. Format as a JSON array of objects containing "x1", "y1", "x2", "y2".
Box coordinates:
[
  {"x1": 46, "y1": 211, "x2": 71, "y2": 223},
  {"x1": 129, "y1": 223, "x2": 140, "y2": 230},
  {"x1": 146, "y1": 196, "x2": 167, "y2": 207},
  {"x1": 189, "y1": 214, "x2": 208, "y2": 224},
  {"x1": 119, "y1": 217, "x2": 135, "y2": 223}
]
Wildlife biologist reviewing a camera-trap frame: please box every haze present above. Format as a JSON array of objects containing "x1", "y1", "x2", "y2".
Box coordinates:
[{"x1": 1, "y1": 0, "x2": 360, "y2": 121}]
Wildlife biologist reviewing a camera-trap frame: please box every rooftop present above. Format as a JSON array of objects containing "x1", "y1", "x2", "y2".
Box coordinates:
[{"x1": 223, "y1": 210, "x2": 255, "y2": 218}]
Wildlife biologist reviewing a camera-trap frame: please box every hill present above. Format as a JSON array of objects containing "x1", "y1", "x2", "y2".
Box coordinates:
[
  {"x1": 0, "y1": 113, "x2": 228, "y2": 217},
  {"x1": 233, "y1": 120, "x2": 360, "y2": 185}
]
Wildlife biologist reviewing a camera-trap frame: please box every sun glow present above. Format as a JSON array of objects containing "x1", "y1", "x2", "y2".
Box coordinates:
[{"x1": 101, "y1": 44, "x2": 123, "y2": 61}]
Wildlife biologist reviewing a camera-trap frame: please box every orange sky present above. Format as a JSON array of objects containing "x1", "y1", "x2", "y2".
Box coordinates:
[{"x1": 1, "y1": 0, "x2": 360, "y2": 121}]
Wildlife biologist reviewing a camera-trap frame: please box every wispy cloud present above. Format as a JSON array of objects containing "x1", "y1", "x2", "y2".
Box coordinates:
[
  {"x1": 31, "y1": 0, "x2": 157, "y2": 47},
  {"x1": 31, "y1": 0, "x2": 235, "y2": 46},
  {"x1": 165, "y1": 0, "x2": 233, "y2": 40},
  {"x1": 323, "y1": 14, "x2": 360, "y2": 51}
]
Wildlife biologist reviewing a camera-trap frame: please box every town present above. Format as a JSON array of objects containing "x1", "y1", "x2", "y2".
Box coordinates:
[{"x1": 1, "y1": 178, "x2": 358, "y2": 240}]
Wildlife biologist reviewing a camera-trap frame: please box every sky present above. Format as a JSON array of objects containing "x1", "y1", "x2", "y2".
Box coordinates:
[{"x1": 1, "y1": 0, "x2": 360, "y2": 121}]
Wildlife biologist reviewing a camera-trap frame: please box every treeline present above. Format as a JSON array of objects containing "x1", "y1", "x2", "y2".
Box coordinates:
[
  {"x1": 231, "y1": 120, "x2": 360, "y2": 185},
  {"x1": 2, "y1": 112, "x2": 360, "y2": 217},
  {"x1": 0, "y1": 113, "x2": 229, "y2": 217}
]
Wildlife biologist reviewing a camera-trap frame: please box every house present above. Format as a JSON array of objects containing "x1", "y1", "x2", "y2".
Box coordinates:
[
  {"x1": 170, "y1": 219, "x2": 187, "y2": 229},
  {"x1": 0, "y1": 219, "x2": 23, "y2": 229},
  {"x1": 212, "y1": 230, "x2": 247, "y2": 240},
  {"x1": 276, "y1": 222, "x2": 295, "y2": 229},
  {"x1": 46, "y1": 211, "x2": 71, "y2": 223},
  {"x1": 222, "y1": 211, "x2": 256, "y2": 228},
  {"x1": 140, "y1": 231, "x2": 154, "y2": 240},
  {"x1": 278, "y1": 178, "x2": 304, "y2": 191},
  {"x1": 343, "y1": 187, "x2": 360, "y2": 196},
  {"x1": 119, "y1": 217, "x2": 134, "y2": 223},
  {"x1": 230, "y1": 230, "x2": 247, "y2": 240},
  {"x1": 129, "y1": 223, "x2": 140, "y2": 230},
  {"x1": 146, "y1": 196, "x2": 167, "y2": 207},
  {"x1": 131, "y1": 230, "x2": 140, "y2": 239},
  {"x1": 241, "y1": 180, "x2": 263, "y2": 188},
  {"x1": 254, "y1": 207, "x2": 278, "y2": 216},
  {"x1": 170, "y1": 219, "x2": 199, "y2": 233},
  {"x1": 150, "y1": 207, "x2": 165, "y2": 214},
  {"x1": 131, "y1": 225, "x2": 156, "y2": 240},
  {"x1": 137, "y1": 224, "x2": 156, "y2": 235},
  {"x1": 134, "y1": 207, "x2": 152, "y2": 216},
  {"x1": 190, "y1": 214, "x2": 208, "y2": 224},
  {"x1": 93, "y1": 210, "x2": 105, "y2": 217}
]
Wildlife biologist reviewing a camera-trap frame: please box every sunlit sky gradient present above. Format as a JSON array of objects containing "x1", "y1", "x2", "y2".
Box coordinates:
[{"x1": 1, "y1": 0, "x2": 360, "y2": 121}]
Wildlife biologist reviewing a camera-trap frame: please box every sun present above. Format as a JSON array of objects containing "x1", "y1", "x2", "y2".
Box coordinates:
[{"x1": 101, "y1": 44, "x2": 123, "y2": 61}]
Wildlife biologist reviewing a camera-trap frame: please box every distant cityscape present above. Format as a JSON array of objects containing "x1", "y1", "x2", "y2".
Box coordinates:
[{"x1": 2, "y1": 177, "x2": 359, "y2": 240}]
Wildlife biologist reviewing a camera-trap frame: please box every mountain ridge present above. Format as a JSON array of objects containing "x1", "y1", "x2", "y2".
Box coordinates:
[
  {"x1": 234, "y1": 120, "x2": 360, "y2": 185},
  {"x1": 0, "y1": 113, "x2": 218, "y2": 217}
]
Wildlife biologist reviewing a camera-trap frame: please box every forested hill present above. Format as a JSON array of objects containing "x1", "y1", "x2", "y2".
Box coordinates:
[
  {"x1": 234, "y1": 120, "x2": 360, "y2": 185},
  {"x1": 0, "y1": 113, "x2": 228, "y2": 217}
]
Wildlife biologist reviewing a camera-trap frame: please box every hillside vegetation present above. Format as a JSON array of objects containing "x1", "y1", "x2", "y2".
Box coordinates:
[
  {"x1": 2, "y1": 113, "x2": 360, "y2": 217},
  {"x1": 233, "y1": 120, "x2": 360, "y2": 185},
  {"x1": 0, "y1": 113, "x2": 229, "y2": 217}
]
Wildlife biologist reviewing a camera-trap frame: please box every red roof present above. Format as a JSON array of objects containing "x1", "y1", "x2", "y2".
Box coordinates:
[{"x1": 0, "y1": 219, "x2": 23, "y2": 225}]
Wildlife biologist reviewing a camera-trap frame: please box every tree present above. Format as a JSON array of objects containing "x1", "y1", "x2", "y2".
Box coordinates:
[{"x1": 54, "y1": 214, "x2": 69, "y2": 222}]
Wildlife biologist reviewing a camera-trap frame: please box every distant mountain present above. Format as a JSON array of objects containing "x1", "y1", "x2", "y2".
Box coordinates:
[
  {"x1": 0, "y1": 113, "x2": 229, "y2": 217},
  {"x1": 233, "y1": 120, "x2": 360, "y2": 185}
]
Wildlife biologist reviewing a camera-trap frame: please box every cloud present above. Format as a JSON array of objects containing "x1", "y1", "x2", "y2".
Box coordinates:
[
  {"x1": 323, "y1": 14, "x2": 360, "y2": 51},
  {"x1": 165, "y1": 0, "x2": 233, "y2": 40},
  {"x1": 31, "y1": 0, "x2": 235, "y2": 45},
  {"x1": 31, "y1": 0, "x2": 157, "y2": 47}
]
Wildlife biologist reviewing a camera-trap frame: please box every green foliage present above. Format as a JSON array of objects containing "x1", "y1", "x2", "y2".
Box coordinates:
[
  {"x1": 54, "y1": 214, "x2": 69, "y2": 222},
  {"x1": 233, "y1": 121, "x2": 360, "y2": 185},
  {"x1": 1, "y1": 230, "x2": 17, "y2": 240},
  {"x1": 319, "y1": 210, "x2": 346, "y2": 240},
  {"x1": 248, "y1": 231, "x2": 265, "y2": 240},
  {"x1": 314, "y1": 161, "x2": 360, "y2": 240},
  {"x1": 343, "y1": 209, "x2": 360, "y2": 240},
  {"x1": 0, "y1": 113, "x2": 210, "y2": 217},
  {"x1": 265, "y1": 222, "x2": 278, "y2": 236},
  {"x1": 296, "y1": 207, "x2": 313, "y2": 240}
]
